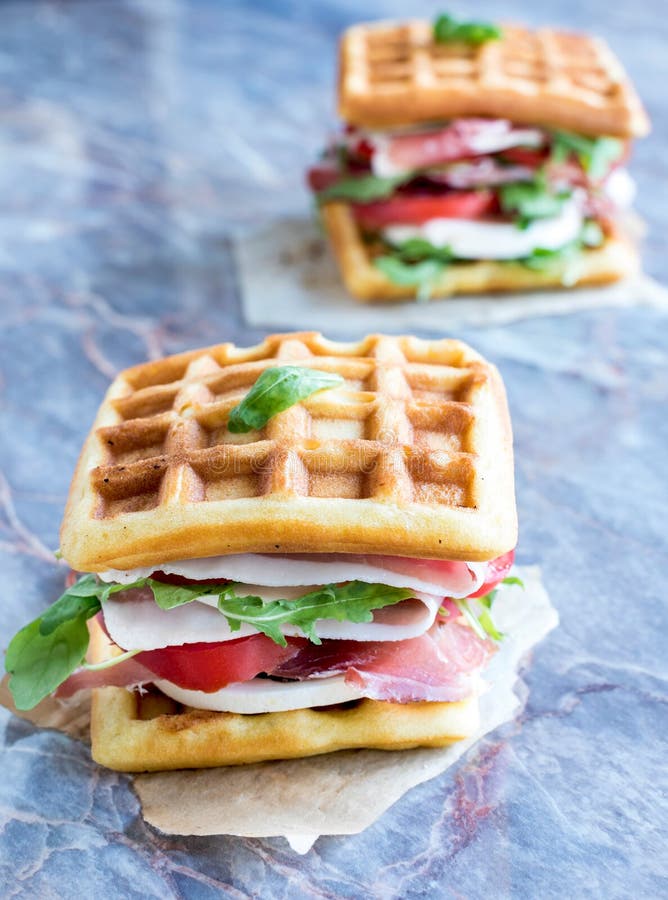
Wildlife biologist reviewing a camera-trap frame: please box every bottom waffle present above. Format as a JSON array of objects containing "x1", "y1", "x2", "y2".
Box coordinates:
[
  {"x1": 321, "y1": 202, "x2": 639, "y2": 303},
  {"x1": 88, "y1": 621, "x2": 478, "y2": 772}
]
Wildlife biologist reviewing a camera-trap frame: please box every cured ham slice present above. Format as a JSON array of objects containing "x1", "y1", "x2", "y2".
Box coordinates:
[
  {"x1": 273, "y1": 622, "x2": 494, "y2": 703},
  {"x1": 427, "y1": 158, "x2": 535, "y2": 189},
  {"x1": 370, "y1": 119, "x2": 544, "y2": 176},
  {"x1": 55, "y1": 656, "x2": 156, "y2": 698}
]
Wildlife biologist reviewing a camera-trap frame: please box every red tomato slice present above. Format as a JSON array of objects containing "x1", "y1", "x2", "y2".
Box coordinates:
[
  {"x1": 467, "y1": 550, "x2": 515, "y2": 599},
  {"x1": 353, "y1": 191, "x2": 496, "y2": 230},
  {"x1": 500, "y1": 147, "x2": 549, "y2": 168},
  {"x1": 136, "y1": 634, "x2": 306, "y2": 693}
]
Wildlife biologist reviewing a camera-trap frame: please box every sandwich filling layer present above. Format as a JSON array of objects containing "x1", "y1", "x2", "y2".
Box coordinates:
[
  {"x1": 48, "y1": 551, "x2": 516, "y2": 715},
  {"x1": 310, "y1": 118, "x2": 633, "y2": 295}
]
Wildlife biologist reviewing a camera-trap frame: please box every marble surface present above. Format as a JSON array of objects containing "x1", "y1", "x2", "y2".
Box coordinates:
[{"x1": 0, "y1": 1, "x2": 667, "y2": 897}]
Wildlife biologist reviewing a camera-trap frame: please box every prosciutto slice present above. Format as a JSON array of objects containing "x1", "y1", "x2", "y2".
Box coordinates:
[
  {"x1": 427, "y1": 158, "x2": 535, "y2": 189},
  {"x1": 55, "y1": 656, "x2": 156, "y2": 699},
  {"x1": 370, "y1": 119, "x2": 544, "y2": 175},
  {"x1": 273, "y1": 622, "x2": 494, "y2": 703}
]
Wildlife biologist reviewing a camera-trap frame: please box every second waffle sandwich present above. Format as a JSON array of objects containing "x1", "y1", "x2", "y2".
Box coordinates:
[{"x1": 309, "y1": 15, "x2": 649, "y2": 301}]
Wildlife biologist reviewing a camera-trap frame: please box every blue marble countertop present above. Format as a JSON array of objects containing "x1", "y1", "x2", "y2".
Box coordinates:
[{"x1": 0, "y1": 1, "x2": 666, "y2": 897}]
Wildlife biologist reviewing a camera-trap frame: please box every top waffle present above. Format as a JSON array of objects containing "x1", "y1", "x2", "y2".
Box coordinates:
[
  {"x1": 339, "y1": 19, "x2": 650, "y2": 138},
  {"x1": 60, "y1": 333, "x2": 517, "y2": 571}
]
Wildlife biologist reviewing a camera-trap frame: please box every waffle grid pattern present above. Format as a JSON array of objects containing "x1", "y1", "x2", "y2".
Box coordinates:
[
  {"x1": 94, "y1": 335, "x2": 482, "y2": 516},
  {"x1": 339, "y1": 20, "x2": 649, "y2": 138},
  {"x1": 60, "y1": 333, "x2": 516, "y2": 570}
]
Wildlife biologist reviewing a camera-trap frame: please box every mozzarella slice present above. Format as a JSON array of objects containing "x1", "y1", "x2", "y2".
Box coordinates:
[
  {"x1": 102, "y1": 588, "x2": 443, "y2": 651},
  {"x1": 100, "y1": 553, "x2": 487, "y2": 598},
  {"x1": 383, "y1": 199, "x2": 583, "y2": 260},
  {"x1": 154, "y1": 675, "x2": 362, "y2": 713}
]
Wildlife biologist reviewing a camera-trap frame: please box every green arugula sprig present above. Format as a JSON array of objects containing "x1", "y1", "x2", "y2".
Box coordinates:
[
  {"x1": 228, "y1": 366, "x2": 344, "y2": 433},
  {"x1": 434, "y1": 12, "x2": 502, "y2": 46},
  {"x1": 5, "y1": 575, "x2": 414, "y2": 708},
  {"x1": 447, "y1": 575, "x2": 525, "y2": 642},
  {"x1": 392, "y1": 238, "x2": 454, "y2": 264},
  {"x1": 517, "y1": 221, "x2": 604, "y2": 278},
  {"x1": 374, "y1": 256, "x2": 448, "y2": 301},
  {"x1": 550, "y1": 130, "x2": 623, "y2": 180},
  {"x1": 215, "y1": 582, "x2": 413, "y2": 646},
  {"x1": 148, "y1": 578, "x2": 413, "y2": 647},
  {"x1": 374, "y1": 237, "x2": 454, "y2": 299},
  {"x1": 5, "y1": 575, "x2": 146, "y2": 710},
  {"x1": 498, "y1": 176, "x2": 572, "y2": 229},
  {"x1": 317, "y1": 173, "x2": 410, "y2": 203}
]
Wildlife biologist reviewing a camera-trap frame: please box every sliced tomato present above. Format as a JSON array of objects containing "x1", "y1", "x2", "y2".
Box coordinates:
[
  {"x1": 353, "y1": 191, "x2": 496, "y2": 230},
  {"x1": 136, "y1": 634, "x2": 306, "y2": 693},
  {"x1": 467, "y1": 550, "x2": 515, "y2": 599},
  {"x1": 499, "y1": 147, "x2": 549, "y2": 168}
]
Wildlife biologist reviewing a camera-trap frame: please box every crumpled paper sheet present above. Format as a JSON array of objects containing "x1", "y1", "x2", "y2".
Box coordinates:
[
  {"x1": 235, "y1": 217, "x2": 668, "y2": 332},
  {"x1": 0, "y1": 567, "x2": 556, "y2": 854}
]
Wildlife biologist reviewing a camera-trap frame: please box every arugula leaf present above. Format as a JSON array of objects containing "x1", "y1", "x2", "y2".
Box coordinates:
[
  {"x1": 6, "y1": 615, "x2": 93, "y2": 710},
  {"x1": 317, "y1": 173, "x2": 410, "y2": 203},
  {"x1": 434, "y1": 13, "x2": 502, "y2": 45},
  {"x1": 518, "y1": 243, "x2": 580, "y2": 272},
  {"x1": 454, "y1": 573, "x2": 525, "y2": 643},
  {"x1": 228, "y1": 366, "x2": 344, "y2": 433},
  {"x1": 5, "y1": 574, "x2": 152, "y2": 709},
  {"x1": 454, "y1": 598, "x2": 488, "y2": 641},
  {"x1": 149, "y1": 580, "x2": 223, "y2": 610},
  {"x1": 550, "y1": 131, "x2": 623, "y2": 180},
  {"x1": 501, "y1": 576, "x2": 525, "y2": 588},
  {"x1": 581, "y1": 220, "x2": 604, "y2": 248},
  {"x1": 217, "y1": 581, "x2": 414, "y2": 647},
  {"x1": 516, "y1": 221, "x2": 604, "y2": 276},
  {"x1": 374, "y1": 256, "x2": 447, "y2": 301},
  {"x1": 39, "y1": 592, "x2": 102, "y2": 636},
  {"x1": 391, "y1": 238, "x2": 454, "y2": 264},
  {"x1": 83, "y1": 648, "x2": 141, "y2": 672},
  {"x1": 499, "y1": 178, "x2": 571, "y2": 227}
]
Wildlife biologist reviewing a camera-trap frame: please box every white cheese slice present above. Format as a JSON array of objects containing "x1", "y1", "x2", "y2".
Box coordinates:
[
  {"x1": 100, "y1": 553, "x2": 487, "y2": 598},
  {"x1": 154, "y1": 675, "x2": 362, "y2": 714},
  {"x1": 102, "y1": 587, "x2": 443, "y2": 651},
  {"x1": 383, "y1": 199, "x2": 583, "y2": 260}
]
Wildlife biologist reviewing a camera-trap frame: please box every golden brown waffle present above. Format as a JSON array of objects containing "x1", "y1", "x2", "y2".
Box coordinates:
[
  {"x1": 339, "y1": 20, "x2": 650, "y2": 138},
  {"x1": 60, "y1": 332, "x2": 516, "y2": 571},
  {"x1": 321, "y1": 203, "x2": 639, "y2": 302},
  {"x1": 87, "y1": 620, "x2": 478, "y2": 771}
]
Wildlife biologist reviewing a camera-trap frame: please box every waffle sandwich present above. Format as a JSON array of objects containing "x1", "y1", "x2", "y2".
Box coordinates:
[
  {"x1": 309, "y1": 16, "x2": 649, "y2": 301},
  {"x1": 5, "y1": 332, "x2": 518, "y2": 771}
]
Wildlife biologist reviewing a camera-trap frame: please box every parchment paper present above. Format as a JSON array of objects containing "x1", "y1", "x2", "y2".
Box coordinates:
[
  {"x1": 0, "y1": 567, "x2": 556, "y2": 853},
  {"x1": 235, "y1": 217, "x2": 668, "y2": 333}
]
